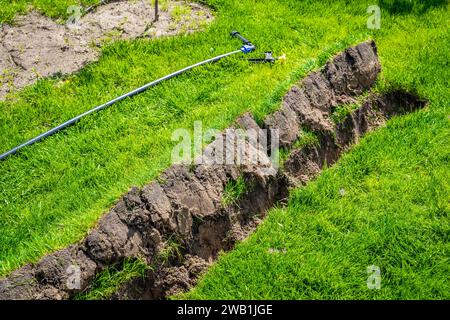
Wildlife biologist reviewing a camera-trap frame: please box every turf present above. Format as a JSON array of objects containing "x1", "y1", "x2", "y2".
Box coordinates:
[
  {"x1": 221, "y1": 175, "x2": 249, "y2": 206},
  {"x1": 74, "y1": 258, "x2": 149, "y2": 300},
  {"x1": 181, "y1": 1, "x2": 450, "y2": 299},
  {"x1": 0, "y1": 0, "x2": 363, "y2": 276},
  {"x1": 0, "y1": 0, "x2": 449, "y2": 299},
  {"x1": 0, "y1": 0, "x2": 98, "y2": 24},
  {"x1": 184, "y1": 108, "x2": 450, "y2": 299}
]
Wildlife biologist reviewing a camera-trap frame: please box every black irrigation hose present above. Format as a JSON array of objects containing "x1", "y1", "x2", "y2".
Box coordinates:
[{"x1": 0, "y1": 49, "x2": 245, "y2": 161}]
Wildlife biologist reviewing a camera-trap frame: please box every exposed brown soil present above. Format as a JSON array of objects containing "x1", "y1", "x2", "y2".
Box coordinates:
[
  {"x1": 0, "y1": 40, "x2": 426, "y2": 300},
  {"x1": 0, "y1": 0, "x2": 213, "y2": 99}
]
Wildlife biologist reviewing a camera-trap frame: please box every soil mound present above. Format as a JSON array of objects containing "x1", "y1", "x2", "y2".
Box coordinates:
[{"x1": 0, "y1": 40, "x2": 426, "y2": 300}]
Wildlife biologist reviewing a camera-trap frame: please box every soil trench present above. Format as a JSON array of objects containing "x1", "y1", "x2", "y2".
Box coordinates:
[
  {"x1": 0, "y1": 0, "x2": 214, "y2": 99},
  {"x1": 0, "y1": 40, "x2": 426, "y2": 300}
]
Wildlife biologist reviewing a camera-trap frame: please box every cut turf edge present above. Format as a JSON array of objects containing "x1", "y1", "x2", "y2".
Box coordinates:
[{"x1": 0, "y1": 40, "x2": 427, "y2": 300}]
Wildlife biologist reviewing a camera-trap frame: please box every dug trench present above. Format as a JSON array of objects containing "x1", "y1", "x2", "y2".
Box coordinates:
[{"x1": 0, "y1": 40, "x2": 427, "y2": 300}]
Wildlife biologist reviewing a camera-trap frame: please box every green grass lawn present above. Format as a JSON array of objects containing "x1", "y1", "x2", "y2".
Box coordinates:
[
  {"x1": 0, "y1": 0, "x2": 99, "y2": 24},
  {"x1": 0, "y1": 0, "x2": 449, "y2": 299},
  {"x1": 184, "y1": 108, "x2": 450, "y2": 299}
]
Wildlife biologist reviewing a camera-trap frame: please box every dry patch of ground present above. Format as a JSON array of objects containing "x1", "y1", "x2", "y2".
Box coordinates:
[{"x1": 0, "y1": 0, "x2": 213, "y2": 99}]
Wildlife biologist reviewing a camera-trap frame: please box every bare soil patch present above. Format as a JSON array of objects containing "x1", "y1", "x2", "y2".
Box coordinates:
[{"x1": 0, "y1": 0, "x2": 213, "y2": 99}]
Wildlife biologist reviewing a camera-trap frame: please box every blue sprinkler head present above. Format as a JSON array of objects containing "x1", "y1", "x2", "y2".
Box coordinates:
[{"x1": 241, "y1": 44, "x2": 256, "y2": 54}]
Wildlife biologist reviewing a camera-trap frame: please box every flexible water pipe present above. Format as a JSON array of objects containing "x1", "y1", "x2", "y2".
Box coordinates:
[{"x1": 0, "y1": 31, "x2": 255, "y2": 161}]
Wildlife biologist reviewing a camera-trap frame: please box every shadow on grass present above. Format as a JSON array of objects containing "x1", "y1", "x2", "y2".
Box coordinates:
[{"x1": 378, "y1": 0, "x2": 448, "y2": 15}]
